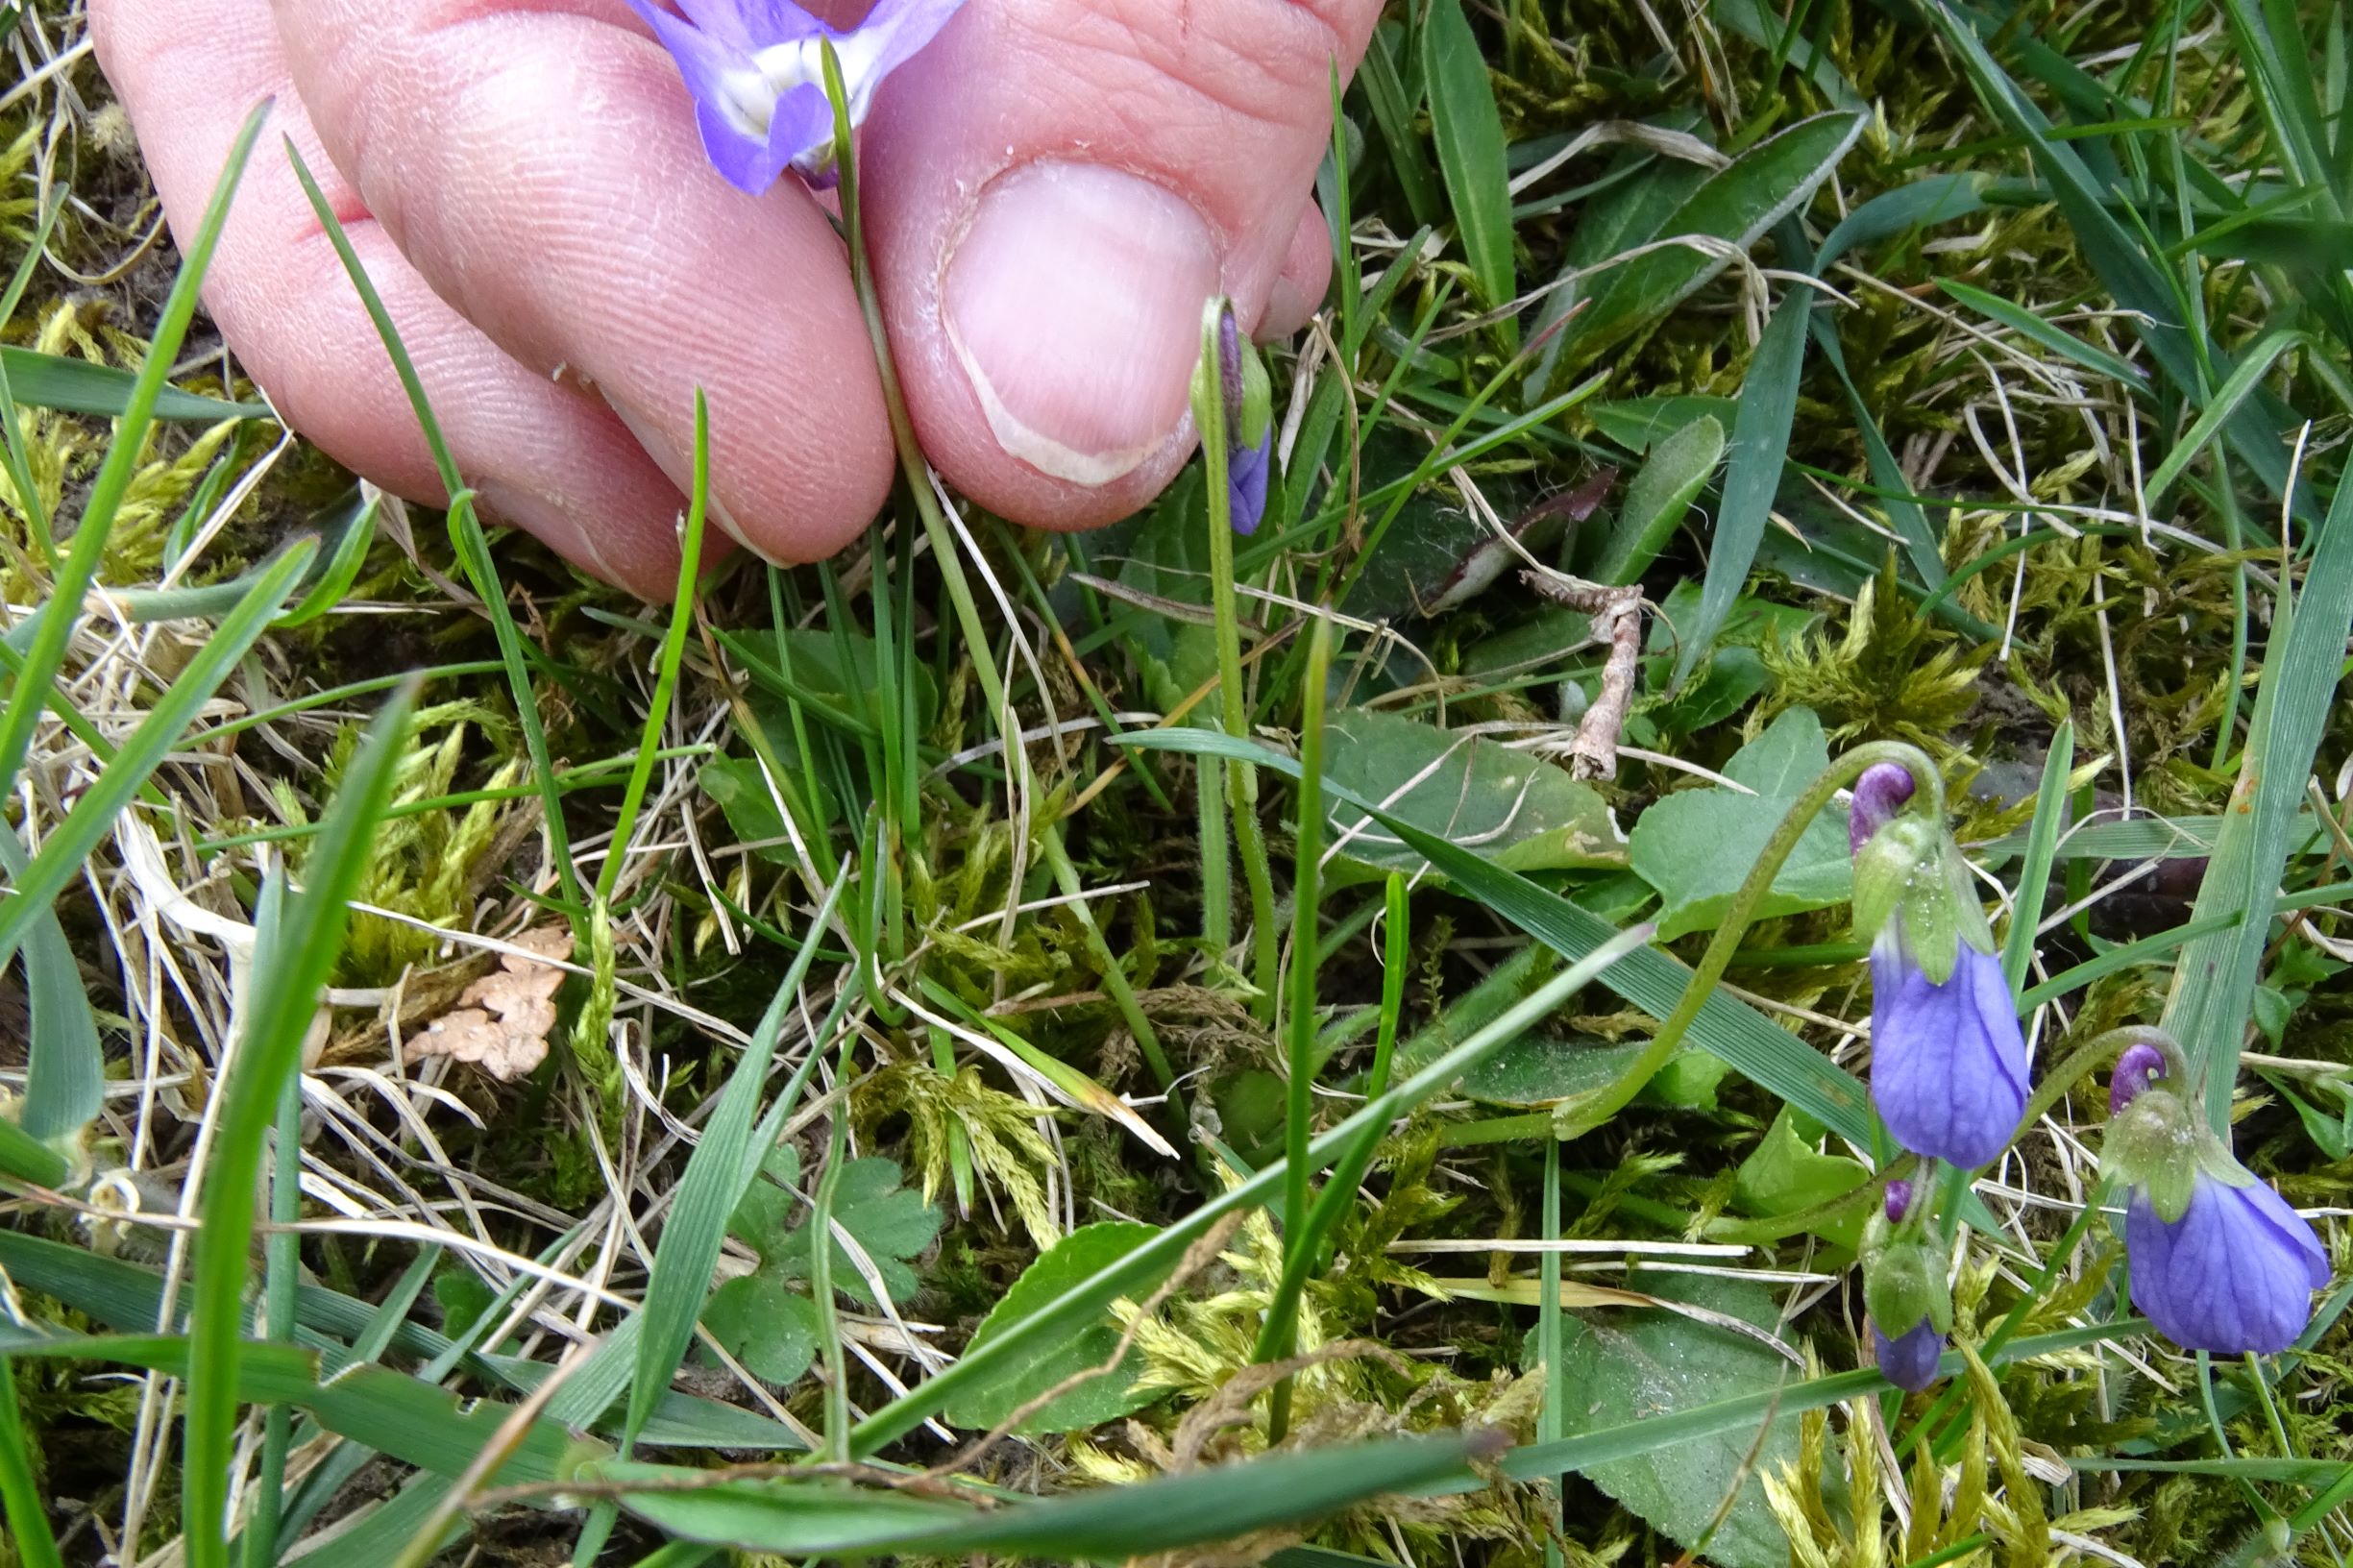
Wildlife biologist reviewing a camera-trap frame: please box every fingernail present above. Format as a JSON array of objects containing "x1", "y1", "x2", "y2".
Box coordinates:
[{"x1": 944, "y1": 160, "x2": 1218, "y2": 486}]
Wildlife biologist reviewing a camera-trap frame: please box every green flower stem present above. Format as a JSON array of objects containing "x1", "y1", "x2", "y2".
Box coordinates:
[
  {"x1": 1192, "y1": 299, "x2": 1283, "y2": 1021},
  {"x1": 822, "y1": 45, "x2": 1005, "y2": 731},
  {"x1": 1905, "y1": 1172, "x2": 2119, "y2": 1464},
  {"x1": 1546, "y1": 741, "x2": 1945, "y2": 1142},
  {"x1": 1704, "y1": 1154, "x2": 1919, "y2": 1246},
  {"x1": 1265, "y1": 615, "x2": 1334, "y2": 1443}
]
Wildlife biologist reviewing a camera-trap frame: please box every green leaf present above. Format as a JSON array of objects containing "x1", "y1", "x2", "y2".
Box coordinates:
[
  {"x1": 1629, "y1": 708, "x2": 1851, "y2": 940},
  {"x1": 726, "y1": 1151, "x2": 942, "y2": 1311},
  {"x1": 701, "y1": 1275, "x2": 823, "y2": 1384},
  {"x1": 1548, "y1": 111, "x2": 1864, "y2": 374},
  {"x1": 942, "y1": 1221, "x2": 1164, "y2": 1434},
  {"x1": 1592, "y1": 413, "x2": 1725, "y2": 586},
  {"x1": 1587, "y1": 395, "x2": 1738, "y2": 454},
  {"x1": 0, "y1": 345, "x2": 266, "y2": 423},
  {"x1": 1731, "y1": 1108, "x2": 1870, "y2": 1250},
  {"x1": 1461, "y1": 1033, "x2": 1728, "y2": 1113},
  {"x1": 1421, "y1": 0, "x2": 1514, "y2": 312},
  {"x1": 713, "y1": 625, "x2": 937, "y2": 737},
  {"x1": 1322, "y1": 707, "x2": 1626, "y2": 878},
  {"x1": 1548, "y1": 1275, "x2": 1802, "y2": 1568}
]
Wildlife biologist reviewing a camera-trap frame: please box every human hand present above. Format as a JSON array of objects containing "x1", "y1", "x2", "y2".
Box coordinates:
[{"x1": 88, "y1": 0, "x2": 1374, "y2": 596}]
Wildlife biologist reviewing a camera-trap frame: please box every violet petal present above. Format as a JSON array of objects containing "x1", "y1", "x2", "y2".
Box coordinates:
[
  {"x1": 1873, "y1": 1320, "x2": 1945, "y2": 1391},
  {"x1": 1869, "y1": 939, "x2": 2028, "y2": 1168},
  {"x1": 1228, "y1": 430, "x2": 1272, "y2": 536},
  {"x1": 2127, "y1": 1174, "x2": 2329, "y2": 1354}
]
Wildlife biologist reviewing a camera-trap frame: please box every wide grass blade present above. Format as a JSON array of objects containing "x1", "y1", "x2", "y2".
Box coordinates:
[
  {"x1": 1422, "y1": 0, "x2": 1515, "y2": 315},
  {"x1": 1671, "y1": 286, "x2": 1809, "y2": 689},
  {"x1": 184, "y1": 680, "x2": 419, "y2": 1568},
  {"x1": 607, "y1": 1432, "x2": 1484, "y2": 1558},
  {"x1": 0, "y1": 826, "x2": 101, "y2": 1141},
  {"x1": 0, "y1": 346, "x2": 266, "y2": 423},
  {"x1": 2165, "y1": 465, "x2": 2353, "y2": 1121}
]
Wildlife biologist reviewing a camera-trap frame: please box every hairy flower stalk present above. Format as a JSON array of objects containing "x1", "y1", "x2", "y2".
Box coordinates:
[
  {"x1": 625, "y1": 0, "x2": 967, "y2": 191},
  {"x1": 2105, "y1": 1039, "x2": 2328, "y2": 1355},
  {"x1": 1862, "y1": 1177, "x2": 1950, "y2": 1390},
  {"x1": 1848, "y1": 762, "x2": 2028, "y2": 1168}
]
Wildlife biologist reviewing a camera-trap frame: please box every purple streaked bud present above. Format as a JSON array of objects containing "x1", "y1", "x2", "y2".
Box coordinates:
[
  {"x1": 2110, "y1": 1041, "x2": 2169, "y2": 1115},
  {"x1": 1218, "y1": 307, "x2": 1245, "y2": 426},
  {"x1": 1884, "y1": 1178, "x2": 1915, "y2": 1224},
  {"x1": 1850, "y1": 763, "x2": 1918, "y2": 855}
]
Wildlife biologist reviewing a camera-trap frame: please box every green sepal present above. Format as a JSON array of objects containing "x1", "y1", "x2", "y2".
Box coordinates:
[
  {"x1": 1851, "y1": 817, "x2": 1933, "y2": 943},
  {"x1": 1237, "y1": 336, "x2": 1273, "y2": 448},
  {"x1": 1860, "y1": 1220, "x2": 1950, "y2": 1335},
  {"x1": 2102, "y1": 1085, "x2": 2201, "y2": 1221}
]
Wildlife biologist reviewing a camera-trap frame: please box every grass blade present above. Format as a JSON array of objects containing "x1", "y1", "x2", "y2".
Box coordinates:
[
  {"x1": 1671, "y1": 286, "x2": 1808, "y2": 688},
  {"x1": 0, "y1": 99, "x2": 268, "y2": 800},
  {"x1": 184, "y1": 680, "x2": 419, "y2": 1568},
  {"x1": 2165, "y1": 465, "x2": 2353, "y2": 1121},
  {"x1": 623, "y1": 870, "x2": 848, "y2": 1451},
  {"x1": 0, "y1": 346, "x2": 266, "y2": 423},
  {"x1": 2002, "y1": 720, "x2": 2074, "y2": 992},
  {"x1": 0, "y1": 537, "x2": 318, "y2": 968},
  {"x1": 1122, "y1": 727, "x2": 1875, "y2": 1144},
  {"x1": 0, "y1": 826, "x2": 101, "y2": 1141}
]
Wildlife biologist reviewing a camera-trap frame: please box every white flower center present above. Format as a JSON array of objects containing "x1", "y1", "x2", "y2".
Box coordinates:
[{"x1": 715, "y1": 30, "x2": 890, "y2": 157}]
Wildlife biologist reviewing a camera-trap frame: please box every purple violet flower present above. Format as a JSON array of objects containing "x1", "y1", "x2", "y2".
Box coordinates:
[
  {"x1": 1873, "y1": 1320, "x2": 1945, "y2": 1391},
  {"x1": 1869, "y1": 937, "x2": 2028, "y2": 1168},
  {"x1": 1228, "y1": 430, "x2": 1272, "y2": 537},
  {"x1": 2126, "y1": 1174, "x2": 2329, "y2": 1355},
  {"x1": 2106, "y1": 1050, "x2": 2329, "y2": 1356},
  {"x1": 625, "y1": 0, "x2": 968, "y2": 193}
]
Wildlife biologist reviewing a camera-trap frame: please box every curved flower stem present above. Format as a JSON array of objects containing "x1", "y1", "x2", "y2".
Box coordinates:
[
  {"x1": 1192, "y1": 299, "x2": 1283, "y2": 1020},
  {"x1": 1703, "y1": 1152, "x2": 1919, "y2": 1245},
  {"x1": 2008, "y1": 1025, "x2": 2189, "y2": 1139},
  {"x1": 1550, "y1": 740, "x2": 1944, "y2": 1141}
]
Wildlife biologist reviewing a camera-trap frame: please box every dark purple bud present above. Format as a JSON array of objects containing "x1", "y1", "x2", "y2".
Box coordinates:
[
  {"x1": 1850, "y1": 763, "x2": 1918, "y2": 855},
  {"x1": 1228, "y1": 429, "x2": 1272, "y2": 537},
  {"x1": 1884, "y1": 1178, "x2": 1915, "y2": 1224},
  {"x1": 1872, "y1": 1319, "x2": 1946, "y2": 1391},
  {"x1": 1870, "y1": 942, "x2": 2028, "y2": 1168},
  {"x1": 2110, "y1": 1041, "x2": 2169, "y2": 1115},
  {"x1": 2126, "y1": 1173, "x2": 2329, "y2": 1355}
]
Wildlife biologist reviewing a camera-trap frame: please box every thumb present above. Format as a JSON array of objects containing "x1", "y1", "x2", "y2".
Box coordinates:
[{"x1": 862, "y1": 0, "x2": 1376, "y2": 528}]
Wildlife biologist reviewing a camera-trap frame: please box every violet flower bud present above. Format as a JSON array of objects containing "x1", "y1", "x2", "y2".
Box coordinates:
[
  {"x1": 1216, "y1": 309, "x2": 1275, "y2": 535},
  {"x1": 1860, "y1": 1176, "x2": 1949, "y2": 1390},
  {"x1": 2100, "y1": 1040, "x2": 2330, "y2": 1354},
  {"x1": 1873, "y1": 1320, "x2": 1946, "y2": 1391},
  {"x1": 1869, "y1": 938, "x2": 2028, "y2": 1169},
  {"x1": 1849, "y1": 762, "x2": 1917, "y2": 855},
  {"x1": 625, "y1": 0, "x2": 968, "y2": 193},
  {"x1": 2126, "y1": 1171, "x2": 2329, "y2": 1355}
]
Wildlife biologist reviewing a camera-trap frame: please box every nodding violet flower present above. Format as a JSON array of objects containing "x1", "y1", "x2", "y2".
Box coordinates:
[
  {"x1": 2106, "y1": 1043, "x2": 2329, "y2": 1355},
  {"x1": 1862, "y1": 1179, "x2": 1950, "y2": 1390},
  {"x1": 1217, "y1": 311, "x2": 1275, "y2": 535},
  {"x1": 1849, "y1": 762, "x2": 2028, "y2": 1168},
  {"x1": 625, "y1": 0, "x2": 968, "y2": 192}
]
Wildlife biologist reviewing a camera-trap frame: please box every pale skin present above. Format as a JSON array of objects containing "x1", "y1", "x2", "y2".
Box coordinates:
[{"x1": 88, "y1": 0, "x2": 1383, "y2": 596}]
